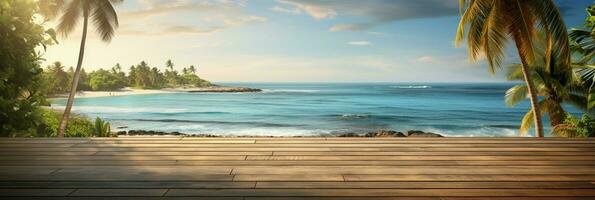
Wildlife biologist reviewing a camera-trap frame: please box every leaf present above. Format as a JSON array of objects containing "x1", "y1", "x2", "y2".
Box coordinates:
[
  {"x1": 520, "y1": 108, "x2": 534, "y2": 135},
  {"x1": 505, "y1": 85, "x2": 528, "y2": 106}
]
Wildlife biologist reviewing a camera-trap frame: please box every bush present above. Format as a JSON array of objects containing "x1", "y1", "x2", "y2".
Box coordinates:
[
  {"x1": 38, "y1": 109, "x2": 111, "y2": 137},
  {"x1": 553, "y1": 114, "x2": 595, "y2": 137}
]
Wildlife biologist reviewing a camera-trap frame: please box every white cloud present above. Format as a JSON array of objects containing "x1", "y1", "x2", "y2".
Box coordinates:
[
  {"x1": 270, "y1": 6, "x2": 301, "y2": 15},
  {"x1": 348, "y1": 41, "x2": 373, "y2": 46},
  {"x1": 277, "y1": 0, "x2": 337, "y2": 20},
  {"x1": 274, "y1": 0, "x2": 458, "y2": 31},
  {"x1": 114, "y1": 0, "x2": 266, "y2": 37},
  {"x1": 329, "y1": 24, "x2": 372, "y2": 32},
  {"x1": 415, "y1": 56, "x2": 434, "y2": 63}
]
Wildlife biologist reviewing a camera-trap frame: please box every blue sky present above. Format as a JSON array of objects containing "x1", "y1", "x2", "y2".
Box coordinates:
[{"x1": 44, "y1": 0, "x2": 593, "y2": 82}]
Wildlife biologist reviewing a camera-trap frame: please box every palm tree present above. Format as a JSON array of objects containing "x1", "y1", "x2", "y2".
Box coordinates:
[
  {"x1": 505, "y1": 44, "x2": 585, "y2": 135},
  {"x1": 456, "y1": 0, "x2": 570, "y2": 137},
  {"x1": 166, "y1": 59, "x2": 175, "y2": 72},
  {"x1": 52, "y1": 0, "x2": 122, "y2": 137},
  {"x1": 569, "y1": 5, "x2": 595, "y2": 112},
  {"x1": 189, "y1": 65, "x2": 197, "y2": 74}
]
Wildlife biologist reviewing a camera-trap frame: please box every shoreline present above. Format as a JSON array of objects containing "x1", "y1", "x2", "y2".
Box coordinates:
[
  {"x1": 50, "y1": 86, "x2": 262, "y2": 99},
  {"x1": 117, "y1": 129, "x2": 445, "y2": 137}
]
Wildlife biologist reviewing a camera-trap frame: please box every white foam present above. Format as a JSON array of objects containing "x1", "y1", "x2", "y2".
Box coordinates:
[
  {"x1": 422, "y1": 127, "x2": 522, "y2": 137},
  {"x1": 261, "y1": 89, "x2": 320, "y2": 93},
  {"x1": 51, "y1": 105, "x2": 187, "y2": 114},
  {"x1": 391, "y1": 85, "x2": 432, "y2": 89}
]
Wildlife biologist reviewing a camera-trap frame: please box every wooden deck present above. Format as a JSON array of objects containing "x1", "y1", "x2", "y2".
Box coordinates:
[{"x1": 1, "y1": 137, "x2": 595, "y2": 199}]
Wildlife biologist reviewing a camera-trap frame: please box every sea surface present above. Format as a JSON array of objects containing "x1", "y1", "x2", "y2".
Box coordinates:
[{"x1": 51, "y1": 83, "x2": 579, "y2": 137}]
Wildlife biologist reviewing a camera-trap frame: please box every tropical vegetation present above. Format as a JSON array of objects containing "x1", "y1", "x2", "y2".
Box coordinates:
[
  {"x1": 41, "y1": 60, "x2": 213, "y2": 96},
  {"x1": 456, "y1": 0, "x2": 570, "y2": 137},
  {"x1": 0, "y1": 0, "x2": 112, "y2": 137},
  {"x1": 0, "y1": 0, "x2": 57, "y2": 137},
  {"x1": 45, "y1": 0, "x2": 123, "y2": 137}
]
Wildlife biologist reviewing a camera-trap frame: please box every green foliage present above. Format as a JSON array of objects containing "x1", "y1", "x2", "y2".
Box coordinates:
[
  {"x1": 89, "y1": 69, "x2": 125, "y2": 91},
  {"x1": 129, "y1": 60, "x2": 212, "y2": 89},
  {"x1": 0, "y1": 0, "x2": 57, "y2": 137},
  {"x1": 553, "y1": 114, "x2": 595, "y2": 137},
  {"x1": 38, "y1": 109, "x2": 111, "y2": 137},
  {"x1": 93, "y1": 117, "x2": 111, "y2": 137},
  {"x1": 41, "y1": 59, "x2": 213, "y2": 93}
]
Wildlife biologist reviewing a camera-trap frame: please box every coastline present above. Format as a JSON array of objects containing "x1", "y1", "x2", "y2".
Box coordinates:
[
  {"x1": 116, "y1": 129, "x2": 445, "y2": 137},
  {"x1": 50, "y1": 86, "x2": 262, "y2": 99}
]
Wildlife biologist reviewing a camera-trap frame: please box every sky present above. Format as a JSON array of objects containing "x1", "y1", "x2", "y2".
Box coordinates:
[{"x1": 43, "y1": 0, "x2": 593, "y2": 83}]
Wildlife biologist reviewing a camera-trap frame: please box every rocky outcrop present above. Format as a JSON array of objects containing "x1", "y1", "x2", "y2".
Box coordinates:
[
  {"x1": 406, "y1": 130, "x2": 444, "y2": 137},
  {"x1": 365, "y1": 130, "x2": 406, "y2": 137},
  {"x1": 170, "y1": 87, "x2": 262, "y2": 93},
  {"x1": 116, "y1": 129, "x2": 444, "y2": 137},
  {"x1": 337, "y1": 130, "x2": 443, "y2": 137},
  {"x1": 118, "y1": 130, "x2": 184, "y2": 136}
]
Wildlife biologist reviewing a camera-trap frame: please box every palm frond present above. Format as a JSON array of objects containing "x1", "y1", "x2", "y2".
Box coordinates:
[
  {"x1": 569, "y1": 29, "x2": 595, "y2": 63},
  {"x1": 509, "y1": 0, "x2": 537, "y2": 66},
  {"x1": 38, "y1": 0, "x2": 64, "y2": 21},
  {"x1": 480, "y1": 1, "x2": 508, "y2": 74},
  {"x1": 505, "y1": 85, "x2": 528, "y2": 106},
  {"x1": 532, "y1": 0, "x2": 571, "y2": 68},
  {"x1": 57, "y1": 0, "x2": 83, "y2": 37},
  {"x1": 91, "y1": 0, "x2": 119, "y2": 42},
  {"x1": 506, "y1": 63, "x2": 525, "y2": 80},
  {"x1": 519, "y1": 108, "x2": 534, "y2": 135}
]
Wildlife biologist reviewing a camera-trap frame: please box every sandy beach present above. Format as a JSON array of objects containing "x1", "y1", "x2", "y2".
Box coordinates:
[
  {"x1": 51, "y1": 86, "x2": 262, "y2": 99},
  {"x1": 51, "y1": 87, "x2": 172, "y2": 99}
]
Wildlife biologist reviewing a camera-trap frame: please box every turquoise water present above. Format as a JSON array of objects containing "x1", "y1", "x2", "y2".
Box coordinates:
[{"x1": 51, "y1": 83, "x2": 577, "y2": 137}]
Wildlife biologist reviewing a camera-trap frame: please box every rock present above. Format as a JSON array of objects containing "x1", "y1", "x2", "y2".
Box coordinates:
[
  {"x1": 366, "y1": 130, "x2": 406, "y2": 137},
  {"x1": 338, "y1": 132, "x2": 361, "y2": 137},
  {"x1": 407, "y1": 130, "x2": 443, "y2": 137},
  {"x1": 116, "y1": 131, "x2": 127, "y2": 135},
  {"x1": 185, "y1": 87, "x2": 262, "y2": 93},
  {"x1": 126, "y1": 130, "x2": 185, "y2": 136},
  {"x1": 117, "y1": 126, "x2": 128, "y2": 129}
]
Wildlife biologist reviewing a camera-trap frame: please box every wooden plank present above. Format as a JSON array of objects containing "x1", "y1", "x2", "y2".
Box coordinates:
[
  {"x1": 0, "y1": 160, "x2": 178, "y2": 166},
  {"x1": 69, "y1": 189, "x2": 167, "y2": 196},
  {"x1": 343, "y1": 174, "x2": 595, "y2": 181},
  {"x1": 254, "y1": 181, "x2": 595, "y2": 189},
  {"x1": 272, "y1": 151, "x2": 595, "y2": 156},
  {"x1": 232, "y1": 166, "x2": 595, "y2": 175},
  {"x1": 0, "y1": 167, "x2": 59, "y2": 176},
  {"x1": 2, "y1": 167, "x2": 234, "y2": 181},
  {"x1": 255, "y1": 140, "x2": 595, "y2": 144},
  {"x1": 0, "y1": 155, "x2": 247, "y2": 161},
  {"x1": 0, "y1": 151, "x2": 98, "y2": 156},
  {"x1": 233, "y1": 174, "x2": 344, "y2": 181},
  {"x1": 0, "y1": 181, "x2": 256, "y2": 189},
  {"x1": 8, "y1": 155, "x2": 595, "y2": 161},
  {"x1": 4, "y1": 160, "x2": 595, "y2": 167},
  {"x1": 94, "y1": 152, "x2": 272, "y2": 156},
  {"x1": 165, "y1": 188, "x2": 595, "y2": 196},
  {"x1": 246, "y1": 197, "x2": 590, "y2": 200},
  {"x1": 245, "y1": 155, "x2": 595, "y2": 161},
  {"x1": 5, "y1": 147, "x2": 595, "y2": 152},
  {"x1": 63, "y1": 143, "x2": 595, "y2": 148},
  {"x1": 246, "y1": 198, "x2": 441, "y2": 200},
  {"x1": 0, "y1": 189, "x2": 74, "y2": 196}
]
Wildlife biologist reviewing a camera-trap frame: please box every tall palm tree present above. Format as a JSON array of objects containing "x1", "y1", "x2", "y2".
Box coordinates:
[
  {"x1": 456, "y1": 0, "x2": 570, "y2": 137},
  {"x1": 569, "y1": 5, "x2": 595, "y2": 112},
  {"x1": 189, "y1": 65, "x2": 197, "y2": 74},
  {"x1": 505, "y1": 44, "x2": 585, "y2": 135},
  {"x1": 51, "y1": 0, "x2": 122, "y2": 137}
]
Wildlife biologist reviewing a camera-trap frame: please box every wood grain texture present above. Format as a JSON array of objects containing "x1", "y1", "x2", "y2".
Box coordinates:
[{"x1": 0, "y1": 137, "x2": 594, "y2": 198}]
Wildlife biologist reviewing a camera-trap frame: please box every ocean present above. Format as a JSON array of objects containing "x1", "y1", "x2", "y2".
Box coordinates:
[{"x1": 51, "y1": 83, "x2": 577, "y2": 137}]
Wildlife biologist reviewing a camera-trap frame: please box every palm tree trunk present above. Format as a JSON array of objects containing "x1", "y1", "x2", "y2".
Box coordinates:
[
  {"x1": 518, "y1": 58, "x2": 545, "y2": 137},
  {"x1": 548, "y1": 102, "x2": 566, "y2": 127},
  {"x1": 57, "y1": 14, "x2": 89, "y2": 137}
]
